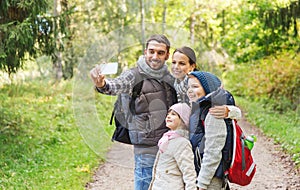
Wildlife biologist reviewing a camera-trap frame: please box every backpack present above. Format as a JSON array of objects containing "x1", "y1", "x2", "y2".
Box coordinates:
[
  {"x1": 191, "y1": 89, "x2": 256, "y2": 186},
  {"x1": 109, "y1": 68, "x2": 143, "y2": 144},
  {"x1": 109, "y1": 93, "x2": 133, "y2": 144},
  {"x1": 225, "y1": 120, "x2": 256, "y2": 186}
]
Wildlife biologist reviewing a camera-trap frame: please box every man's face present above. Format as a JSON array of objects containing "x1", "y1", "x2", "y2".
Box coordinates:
[{"x1": 144, "y1": 40, "x2": 169, "y2": 70}]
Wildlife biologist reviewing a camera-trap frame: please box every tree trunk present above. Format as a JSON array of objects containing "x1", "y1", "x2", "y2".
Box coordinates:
[
  {"x1": 117, "y1": 0, "x2": 126, "y2": 73},
  {"x1": 221, "y1": 10, "x2": 225, "y2": 36},
  {"x1": 162, "y1": 0, "x2": 167, "y2": 34},
  {"x1": 53, "y1": 0, "x2": 63, "y2": 81},
  {"x1": 140, "y1": 0, "x2": 145, "y2": 51},
  {"x1": 53, "y1": 52, "x2": 63, "y2": 80},
  {"x1": 190, "y1": 13, "x2": 195, "y2": 45}
]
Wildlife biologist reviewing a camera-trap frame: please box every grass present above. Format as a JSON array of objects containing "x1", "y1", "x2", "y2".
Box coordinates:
[
  {"x1": 0, "y1": 79, "x2": 115, "y2": 189},
  {"x1": 0, "y1": 77, "x2": 299, "y2": 189},
  {"x1": 235, "y1": 96, "x2": 300, "y2": 167}
]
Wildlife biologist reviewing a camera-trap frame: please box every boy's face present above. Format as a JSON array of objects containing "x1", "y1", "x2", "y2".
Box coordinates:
[
  {"x1": 187, "y1": 75, "x2": 206, "y2": 102},
  {"x1": 144, "y1": 40, "x2": 169, "y2": 70},
  {"x1": 165, "y1": 110, "x2": 182, "y2": 130}
]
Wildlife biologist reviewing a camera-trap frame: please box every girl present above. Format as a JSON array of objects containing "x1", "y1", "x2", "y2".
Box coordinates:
[
  {"x1": 187, "y1": 71, "x2": 234, "y2": 190},
  {"x1": 149, "y1": 103, "x2": 197, "y2": 190}
]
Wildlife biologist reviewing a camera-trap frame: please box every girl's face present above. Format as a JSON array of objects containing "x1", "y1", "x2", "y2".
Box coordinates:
[
  {"x1": 165, "y1": 110, "x2": 182, "y2": 130},
  {"x1": 171, "y1": 52, "x2": 195, "y2": 81},
  {"x1": 187, "y1": 75, "x2": 206, "y2": 102}
]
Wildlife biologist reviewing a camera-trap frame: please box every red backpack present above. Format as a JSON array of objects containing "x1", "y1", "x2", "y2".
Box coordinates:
[{"x1": 225, "y1": 120, "x2": 256, "y2": 186}]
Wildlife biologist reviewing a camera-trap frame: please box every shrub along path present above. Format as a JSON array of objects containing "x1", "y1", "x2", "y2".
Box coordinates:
[{"x1": 86, "y1": 117, "x2": 300, "y2": 190}]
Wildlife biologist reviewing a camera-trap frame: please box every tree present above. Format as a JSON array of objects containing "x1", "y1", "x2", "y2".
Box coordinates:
[
  {"x1": 219, "y1": 0, "x2": 300, "y2": 63},
  {"x1": 0, "y1": 0, "x2": 70, "y2": 76}
]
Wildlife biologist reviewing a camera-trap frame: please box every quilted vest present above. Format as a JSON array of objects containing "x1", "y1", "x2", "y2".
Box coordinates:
[{"x1": 128, "y1": 69, "x2": 178, "y2": 146}]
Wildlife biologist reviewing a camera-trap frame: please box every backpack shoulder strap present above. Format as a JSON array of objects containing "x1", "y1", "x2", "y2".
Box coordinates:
[
  {"x1": 110, "y1": 109, "x2": 115, "y2": 125},
  {"x1": 129, "y1": 67, "x2": 144, "y2": 114},
  {"x1": 200, "y1": 104, "x2": 210, "y2": 121},
  {"x1": 131, "y1": 67, "x2": 144, "y2": 99},
  {"x1": 161, "y1": 80, "x2": 178, "y2": 108},
  {"x1": 110, "y1": 67, "x2": 143, "y2": 125}
]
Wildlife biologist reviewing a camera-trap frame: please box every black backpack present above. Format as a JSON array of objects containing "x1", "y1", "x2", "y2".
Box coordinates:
[{"x1": 109, "y1": 68, "x2": 143, "y2": 144}]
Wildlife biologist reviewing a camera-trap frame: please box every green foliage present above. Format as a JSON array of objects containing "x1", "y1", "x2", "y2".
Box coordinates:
[
  {"x1": 225, "y1": 51, "x2": 300, "y2": 112},
  {"x1": 0, "y1": 0, "x2": 72, "y2": 75},
  {"x1": 0, "y1": 79, "x2": 111, "y2": 189},
  {"x1": 220, "y1": 0, "x2": 300, "y2": 63},
  {"x1": 235, "y1": 96, "x2": 300, "y2": 167}
]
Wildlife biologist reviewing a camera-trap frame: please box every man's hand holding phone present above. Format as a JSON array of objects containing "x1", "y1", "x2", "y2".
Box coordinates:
[{"x1": 90, "y1": 62, "x2": 118, "y2": 88}]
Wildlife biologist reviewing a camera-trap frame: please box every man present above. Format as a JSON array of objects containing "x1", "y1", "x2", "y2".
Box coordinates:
[{"x1": 90, "y1": 34, "x2": 177, "y2": 190}]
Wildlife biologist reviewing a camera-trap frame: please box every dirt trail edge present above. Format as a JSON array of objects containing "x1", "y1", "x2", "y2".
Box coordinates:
[{"x1": 86, "y1": 117, "x2": 300, "y2": 190}]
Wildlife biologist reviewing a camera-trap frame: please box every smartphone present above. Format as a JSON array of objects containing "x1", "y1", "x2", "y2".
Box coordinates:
[{"x1": 100, "y1": 62, "x2": 118, "y2": 75}]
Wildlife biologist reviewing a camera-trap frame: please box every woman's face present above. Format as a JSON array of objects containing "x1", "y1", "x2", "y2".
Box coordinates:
[
  {"x1": 187, "y1": 75, "x2": 206, "y2": 102},
  {"x1": 165, "y1": 109, "x2": 182, "y2": 130},
  {"x1": 171, "y1": 52, "x2": 195, "y2": 81}
]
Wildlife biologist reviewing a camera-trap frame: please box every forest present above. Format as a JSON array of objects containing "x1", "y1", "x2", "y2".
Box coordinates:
[{"x1": 0, "y1": 0, "x2": 299, "y2": 189}]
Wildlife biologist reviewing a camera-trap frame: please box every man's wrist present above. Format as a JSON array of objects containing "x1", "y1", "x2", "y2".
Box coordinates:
[
  {"x1": 96, "y1": 80, "x2": 106, "y2": 88},
  {"x1": 95, "y1": 81, "x2": 108, "y2": 93}
]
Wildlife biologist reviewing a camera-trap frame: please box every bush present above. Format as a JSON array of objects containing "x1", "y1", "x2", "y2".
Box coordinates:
[
  {"x1": 225, "y1": 51, "x2": 300, "y2": 112},
  {"x1": 235, "y1": 97, "x2": 300, "y2": 167}
]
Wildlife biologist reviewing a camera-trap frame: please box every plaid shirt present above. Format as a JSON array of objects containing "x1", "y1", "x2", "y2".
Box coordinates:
[{"x1": 96, "y1": 69, "x2": 136, "y2": 95}]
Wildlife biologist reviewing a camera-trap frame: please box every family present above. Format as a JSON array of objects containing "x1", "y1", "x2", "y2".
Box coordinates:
[{"x1": 90, "y1": 34, "x2": 242, "y2": 190}]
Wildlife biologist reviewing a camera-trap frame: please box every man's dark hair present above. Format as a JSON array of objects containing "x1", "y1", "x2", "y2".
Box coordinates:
[{"x1": 146, "y1": 34, "x2": 170, "y2": 53}]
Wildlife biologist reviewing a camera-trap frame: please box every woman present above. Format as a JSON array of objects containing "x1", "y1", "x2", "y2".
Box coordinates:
[
  {"x1": 171, "y1": 46, "x2": 241, "y2": 119},
  {"x1": 171, "y1": 46, "x2": 197, "y2": 103}
]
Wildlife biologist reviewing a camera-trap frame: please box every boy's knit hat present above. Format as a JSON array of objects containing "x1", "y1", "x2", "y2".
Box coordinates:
[
  {"x1": 174, "y1": 46, "x2": 197, "y2": 64},
  {"x1": 189, "y1": 71, "x2": 221, "y2": 94},
  {"x1": 169, "y1": 103, "x2": 191, "y2": 127}
]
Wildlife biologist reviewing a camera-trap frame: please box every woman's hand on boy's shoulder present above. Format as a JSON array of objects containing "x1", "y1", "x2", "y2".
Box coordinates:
[{"x1": 209, "y1": 105, "x2": 229, "y2": 119}]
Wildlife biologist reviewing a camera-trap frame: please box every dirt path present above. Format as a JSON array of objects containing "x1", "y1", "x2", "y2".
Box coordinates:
[{"x1": 85, "y1": 117, "x2": 300, "y2": 190}]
